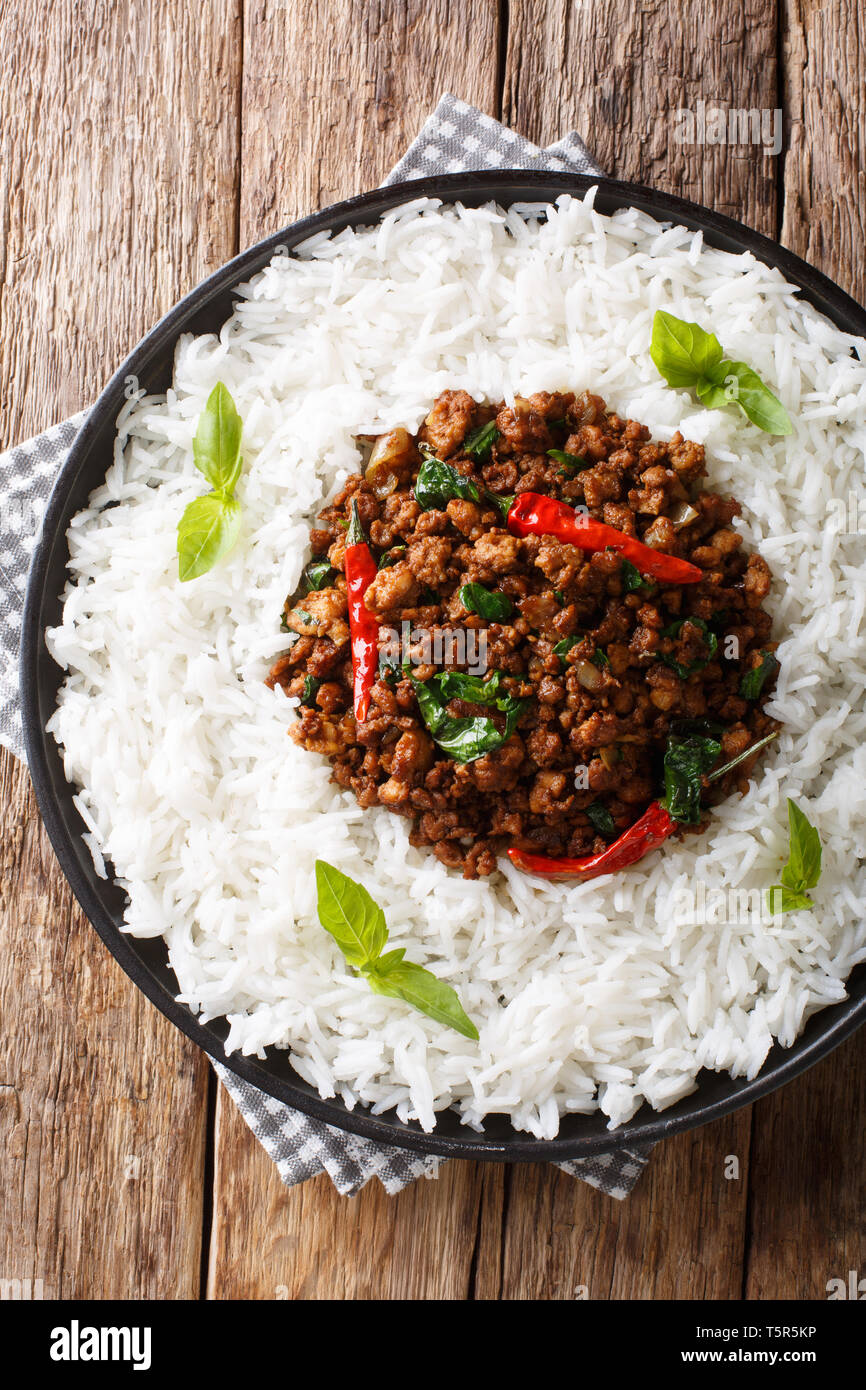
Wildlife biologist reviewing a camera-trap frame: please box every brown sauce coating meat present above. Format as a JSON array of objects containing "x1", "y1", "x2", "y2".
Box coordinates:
[{"x1": 268, "y1": 391, "x2": 780, "y2": 879}]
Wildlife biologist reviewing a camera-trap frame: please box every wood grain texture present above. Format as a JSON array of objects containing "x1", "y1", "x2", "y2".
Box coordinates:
[
  {"x1": 209, "y1": 1098, "x2": 504, "y2": 1300},
  {"x1": 4, "y1": 0, "x2": 866, "y2": 1304},
  {"x1": 208, "y1": 0, "x2": 504, "y2": 1297},
  {"x1": 744, "y1": 1, "x2": 866, "y2": 1300},
  {"x1": 480, "y1": 1120, "x2": 749, "y2": 1301},
  {"x1": 745, "y1": 1034, "x2": 866, "y2": 1299},
  {"x1": 0, "y1": 0, "x2": 242, "y2": 1298},
  {"x1": 503, "y1": 0, "x2": 779, "y2": 229},
  {"x1": 489, "y1": 0, "x2": 770, "y2": 1303},
  {"x1": 238, "y1": 0, "x2": 501, "y2": 236},
  {"x1": 781, "y1": 0, "x2": 866, "y2": 301}
]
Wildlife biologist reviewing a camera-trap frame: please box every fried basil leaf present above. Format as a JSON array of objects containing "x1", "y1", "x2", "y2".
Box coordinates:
[
  {"x1": 660, "y1": 733, "x2": 722, "y2": 825},
  {"x1": 739, "y1": 649, "x2": 780, "y2": 700},
  {"x1": 586, "y1": 801, "x2": 617, "y2": 839},
  {"x1": 300, "y1": 674, "x2": 323, "y2": 707},
  {"x1": 463, "y1": 421, "x2": 499, "y2": 462},
  {"x1": 304, "y1": 559, "x2": 335, "y2": 590},
  {"x1": 433, "y1": 669, "x2": 503, "y2": 705},
  {"x1": 413, "y1": 673, "x2": 528, "y2": 763},
  {"x1": 459, "y1": 582, "x2": 513, "y2": 621},
  {"x1": 547, "y1": 448, "x2": 590, "y2": 473},
  {"x1": 659, "y1": 617, "x2": 719, "y2": 679},
  {"x1": 414, "y1": 451, "x2": 480, "y2": 510},
  {"x1": 620, "y1": 557, "x2": 652, "y2": 593},
  {"x1": 377, "y1": 545, "x2": 407, "y2": 569},
  {"x1": 483, "y1": 490, "x2": 515, "y2": 522},
  {"x1": 553, "y1": 635, "x2": 581, "y2": 665}
]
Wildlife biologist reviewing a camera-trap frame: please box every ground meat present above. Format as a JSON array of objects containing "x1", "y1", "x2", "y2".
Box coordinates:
[
  {"x1": 406, "y1": 535, "x2": 453, "y2": 587},
  {"x1": 470, "y1": 530, "x2": 520, "y2": 576},
  {"x1": 422, "y1": 389, "x2": 476, "y2": 458},
  {"x1": 362, "y1": 561, "x2": 420, "y2": 616},
  {"x1": 285, "y1": 589, "x2": 349, "y2": 644},
  {"x1": 272, "y1": 390, "x2": 781, "y2": 878}
]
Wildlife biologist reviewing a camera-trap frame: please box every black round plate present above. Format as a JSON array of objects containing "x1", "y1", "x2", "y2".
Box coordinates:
[{"x1": 20, "y1": 171, "x2": 866, "y2": 1160}]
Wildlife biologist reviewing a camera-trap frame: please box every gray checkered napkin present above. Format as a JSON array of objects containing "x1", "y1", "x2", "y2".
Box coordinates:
[{"x1": 1, "y1": 94, "x2": 653, "y2": 1198}]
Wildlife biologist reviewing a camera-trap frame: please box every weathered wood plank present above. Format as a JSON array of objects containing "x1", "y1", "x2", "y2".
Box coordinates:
[
  {"x1": 209, "y1": 1099, "x2": 504, "y2": 1300},
  {"x1": 0, "y1": 0, "x2": 242, "y2": 1297},
  {"x1": 489, "y1": 1121, "x2": 749, "y2": 1300},
  {"x1": 503, "y1": 0, "x2": 780, "y2": 228},
  {"x1": 745, "y1": 1035, "x2": 866, "y2": 1299},
  {"x1": 488, "y1": 0, "x2": 784, "y2": 1299},
  {"x1": 781, "y1": 0, "x2": 866, "y2": 301},
  {"x1": 207, "y1": 0, "x2": 504, "y2": 1299},
  {"x1": 745, "y1": 2, "x2": 866, "y2": 1299},
  {"x1": 238, "y1": 0, "x2": 501, "y2": 235}
]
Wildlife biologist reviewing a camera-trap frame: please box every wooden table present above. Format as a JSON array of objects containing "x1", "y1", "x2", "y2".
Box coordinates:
[{"x1": 2, "y1": 1, "x2": 864, "y2": 1301}]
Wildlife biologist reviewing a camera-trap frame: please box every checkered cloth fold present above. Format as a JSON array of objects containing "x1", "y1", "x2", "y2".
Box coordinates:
[{"x1": 1, "y1": 94, "x2": 654, "y2": 1198}]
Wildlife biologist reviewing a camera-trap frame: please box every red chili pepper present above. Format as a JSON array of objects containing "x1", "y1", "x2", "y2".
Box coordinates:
[
  {"x1": 345, "y1": 498, "x2": 379, "y2": 723},
  {"x1": 506, "y1": 491, "x2": 703, "y2": 585},
  {"x1": 506, "y1": 731, "x2": 779, "y2": 879},
  {"x1": 507, "y1": 802, "x2": 676, "y2": 880}
]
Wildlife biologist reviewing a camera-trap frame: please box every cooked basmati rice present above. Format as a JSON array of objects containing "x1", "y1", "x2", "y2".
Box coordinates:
[{"x1": 46, "y1": 190, "x2": 866, "y2": 1135}]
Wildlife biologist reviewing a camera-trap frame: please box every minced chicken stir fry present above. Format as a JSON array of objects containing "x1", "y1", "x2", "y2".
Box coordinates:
[{"x1": 268, "y1": 390, "x2": 780, "y2": 879}]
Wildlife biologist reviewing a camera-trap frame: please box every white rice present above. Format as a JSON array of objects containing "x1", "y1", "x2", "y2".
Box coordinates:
[{"x1": 46, "y1": 190, "x2": 866, "y2": 1136}]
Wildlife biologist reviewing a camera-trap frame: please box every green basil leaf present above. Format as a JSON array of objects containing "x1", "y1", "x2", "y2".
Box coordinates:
[
  {"x1": 414, "y1": 453, "x2": 480, "y2": 510},
  {"x1": 177, "y1": 493, "x2": 242, "y2": 582},
  {"x1": 620, "y1": 557, "x2": 651, "y2": 592},
  {"x1": 659, "y1": 617, "x2": 718, "y2": 679},
  {"x1": 413, "y1": 675, "x2": 527, "y2": 762},
  {"x1": 650, "y1": 310, "x2": 724, "y2": 388},
  {"x1": 192, "y1": 381, "x2": 244, "y2": 495},
  {"x1": 377, "y1": 545, "x2": 407, "y2": 569},
  {"x1": 459, "y1": 582, "x2": 513, "y2": 621},
  {"x1": 314, "y1": 860, "x2": 388, "y2": 970},
  {"x1": 300, "y1": 675, "x2": 322, "y2": 707},
  {"x1": 434, "y1": 669, "x2": 503, "y2": 704},
  {"x1": 547, "y1": 448, "x2": 589, "y2": 473},
  {"x1": 591, "y1": 647, "x2": 610, "y2": 668},
  {"x1": 378, "y1": 646, "x2": 401, "y2": 678},
  {"x1": 673, "y1": 717, "x2": 726, "y2": 741},
  {"x1": 553, "y1": 635, "x2": 581, "y2": 664},
  {"x1": 314, "y1": 864, "x2": 477, "y2": 1040},
  {"x1": 483, "y1": 490, "x2": 515, "y2": 522},
  {"x1": 661, "y1": 733, "x2": 722, "y2": 825},
  {"x1": 366, "y1": 959, "x2": 479, "y2": 1041},
  {"x1": 370, "y1": 947, "x2": 406, "y2": 974},
  {"x1": 739, "y1": 649, "x2": 780, "y2": 700},
  {"x1": 766, "y1": 885, "x2": 815, "y2": 915},
  {"x1": 696, "y1": 360, "x2": 792, "y2": 436},
  {"x1": 463, "y1": 421, "x2": 499, "y2": 462},
  {"x1": 780, "y1": 799, "x2": 822, "y2": 892},
  {"x1": 586, "y1": 801, "x2": 617, "y2": 839},
  {"x1": 304, "y1": 559, "x2": 335, "y2": 591}
]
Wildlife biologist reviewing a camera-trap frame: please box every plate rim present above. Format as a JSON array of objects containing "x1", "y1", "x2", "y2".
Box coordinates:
[{"x1": 20, "y1": 169, "x2": 866, "y2": 1160}]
